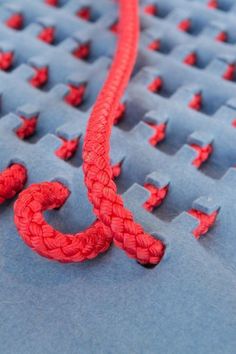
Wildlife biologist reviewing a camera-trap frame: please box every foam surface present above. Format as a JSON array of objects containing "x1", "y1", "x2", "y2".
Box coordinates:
[{"x1": 0, "y1": 1, "x2": 236, "y2": 353}]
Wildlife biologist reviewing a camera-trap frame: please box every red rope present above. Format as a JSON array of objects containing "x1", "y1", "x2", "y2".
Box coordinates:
[
  {"x1": 14, "y1": 0, "x2": 165, "y2": 265},
  {"x1": 0, "y1": 164, "x2": 27, "y2": 204},
  {"x1": 15, "y1": 182, "x2": 112, "y2": 262}
]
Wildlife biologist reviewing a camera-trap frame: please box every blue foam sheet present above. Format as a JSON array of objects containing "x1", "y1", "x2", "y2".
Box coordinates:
[{"x1": 0, "y1": 0, "x2": 236, "y2": 353}]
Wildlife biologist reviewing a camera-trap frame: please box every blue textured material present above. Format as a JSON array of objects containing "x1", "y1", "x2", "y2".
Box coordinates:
[{"x1": 0, "y1": 0, "x2": 236, "y2": 353}]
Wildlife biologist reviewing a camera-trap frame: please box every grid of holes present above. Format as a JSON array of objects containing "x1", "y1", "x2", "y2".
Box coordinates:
[
  {"x1": 186, "y1": 0, "x2": 235, "y2": 13},
  {"x1": 0, "y1": 0, "x2": 118, "y2": 111},
  {"x1": 0, "y1": 0, "x2": 235, "y2": 232},
  {"x1": 0, "y1": 0, "x2": 118, "y2": 171},
  {"x1": 142, "y1": 2, "x2": 236, "y2": 82},
  {"x1": 142, "y1": 0, "x2": 236, "y2": 43}
]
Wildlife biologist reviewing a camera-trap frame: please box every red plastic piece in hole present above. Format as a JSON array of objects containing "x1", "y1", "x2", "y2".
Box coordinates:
[
  {"x1": 113, "y1": 102, "x2": 125, "y2": 124},
  {"x1": 16, "y1": 116, "x2": 38, "y2": 139},
  {"x1": 208, "y1": 0, "x2": 218, "y2": 8},
  {"x1": 188, "y1": 93, "x2": 202, "y2": 111},
  {"x1": 232, "y1": 119, "x2": 236, "y2": 127},
  {"x1": 29, "y1": 67, "x2": 48, "y2": 87},
  {"x1": 56, "y1": 137, "x2": 79, "y2": 160},
  {"x1": 38, "y1": 27, "x2": 55, "y2": 44},
  {"x1": 144, "y1": 4, "x2": 157, "y2": 16},
  {"x1": 188, "y1": 209, "x2": 218, "y2": 238},
  {"x1": 5, "y1": 14, "x2": 23, "y2": 30},
  {"x1": 64, "y1": 84, "x2": 86, "y2": 107},
  {"x1": 143, "y1": 184, "x2": 168, "y2": 212},
  {"x1": 178, "y1": 19, "x2": 191, "y2": 32},
  {"x1": 110, "y1": 22, "x2": 119, "y2": 33},
  {"x1": 0, "y1": 51, "x2": 14, "y2": 70},
  {"x1": 223, "y1": 64, "x2": 235, "y2": 81},
  {"x1": 111, "y1": 163, "x2": 122, "y2": 179},
  {"x1": 148, "y1": 77, "x2": 163, "y2": 93},
  {"x1": 148, "y1": 123, "x2": 166, "y2": 146},
  {"x1": 216, "y1": 32, "x2": 228, "y2": 42},
  {"x1": 184, "y1": 52, "x2": 197, "y2": 66},
  {"x1": 45, "y1": 0, "x2": 58, "y2": 6},
  {"x1": 148, "y1": 40, "x2": 160, "y2": 51},
  {"x1": 0, "y1": 164, "x2": 27, "y2": 204},
  {"x1": 191, "y1": 144, "x2": 213, "y2": 168},
  {"x1": 73, "y1": 43, "x2": 90, "y2": 60},
  {"x1": 77, "y1": 7, "x2": 91, "y2": 21}
]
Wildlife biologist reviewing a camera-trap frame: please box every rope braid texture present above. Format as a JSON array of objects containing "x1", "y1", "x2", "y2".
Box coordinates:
[
  {"x1": 0, "y1": 164, "x2": 27, "y2": 204},
  {"x1": 14, "y1": 0, "x2": 165, "y2": 265}
]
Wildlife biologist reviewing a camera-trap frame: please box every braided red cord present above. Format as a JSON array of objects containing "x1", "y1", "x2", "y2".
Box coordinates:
[
  {"x1": 0, "y1": 164, "x2": 27, "y2": 204},
  {"x1": 82, "y1": 0, "x2": 165, "y2": 264},
  {"x1": 15, "y1": 182, "x2": 112, "y2": 262},
  {"x1": 14, "y1": 0, "x2": 165, "y2": 265}
]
